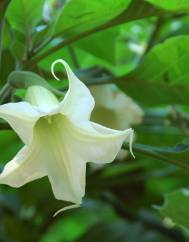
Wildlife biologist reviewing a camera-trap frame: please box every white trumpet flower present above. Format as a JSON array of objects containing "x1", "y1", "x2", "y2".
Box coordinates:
[
  {"x1": 90, "y1": 84, "x2": 144, "y2": 130},
  {"x1": 90, "y1": 84, "x2": 143, "y2": 163},
  {"x1": 0, "y1": 60, "x2": 134, "y2": 215}
]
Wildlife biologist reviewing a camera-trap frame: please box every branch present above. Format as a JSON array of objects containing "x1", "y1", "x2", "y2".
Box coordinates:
[
  {"x1": 123, "y1": 143, "x2": 189, "y2": 170},
  {"x1": 144, "y1": 16, "x2": 165, "y2": 54},
  {"x1": 23, "y1": 24, "x2": 110, "y2": 69},
  {"x1": 68, "y1": 46, "x2": 80, "y2": 69},
  {"x1": 23, "y1": 0, "x2": 162, "y2": 69}
]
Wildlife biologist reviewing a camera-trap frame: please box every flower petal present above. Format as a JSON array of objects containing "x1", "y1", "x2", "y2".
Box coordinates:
[
  {"x1": 25, "y1": 85, "x2": 59, "y2": 113},
  {"x1": 48, "y1": 155, "x2": 85, "y2": 204},
  {"x1": 53, "y1": 204, "x2": 80, "y2": 217},
  {"x1": 0, "y1": 146, "x2": 46, "y2": 187},
  {"x1": 34, "y1": 114, "x2": 86, "y2": 204},
  {"x1": 0, "y1": 113, "x2": 86, "y2": 206},
  {"x1": 65, "y1": 118, "x2": 134, "y2": 164},
  {"x1": 0, "y1": 102, "x2": 40, "y2": 145},
  {"x1": 51, "y1": 59, "x2": 95, "y2": 122}
]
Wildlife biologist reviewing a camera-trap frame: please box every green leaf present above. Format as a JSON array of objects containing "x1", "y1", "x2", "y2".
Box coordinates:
[
  {"x1": 157, "y1": 189, "x2": 189, "y2": 229},
  {"x1": 8, "y1": 71, "x2": 63, "y2": 96},
  {"x1": 24, "y1": 0, "x2": 163, "y2": 67},
  {"x1": 4, "y1": 216, "x2": 38, "y2": 242},
  {"x1": 110, "y1": 0, "x2": 161, "y2": 28},
  {"x1": 147, "y1": 0, "x2": 189, "y2": 12},
  {"x1": 32, "y1": 25, "x2": 55, "y2": 51},
  {"x1": 130, "y1": 141, "x2": 189, "y2": 171},
  {"x1": 0, "y1": 49, "x2": 15, "y2": 86},
  {"x1": 0, "y1": 1, "x2": 11, "y2": 71},
  {"x1": 0, "y1": 0, "x2": 10, "y2": 22},
  {"x1": 75, "y1": 28, "x2": 119, "y2": 64},
  {"x1": 55, "y1": 0, "x2": 132, "y2": 36},
  {"x1": 76, "y1": 221, "x2": 173, "y2": 242},
  {"x1": 10, "y1": 31, "x2": 26, "y2": 61},
  {"x1": 41, "y1": 200, "x2": 116, "y2": 242},
  {"x1": 0, "y1": 130, "x2": 22, "y2": 164},
  {"x1": 6, "y1": 0, "x2": 45, "y2": 34},
  {"x1": 136, "y1": 107, "x2": 188, "y2": 147},
  {"x1": 117, "y1": 36, "x2": 189, "y2": 106}
]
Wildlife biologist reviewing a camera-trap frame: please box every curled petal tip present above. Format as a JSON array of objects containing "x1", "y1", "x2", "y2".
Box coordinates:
[
  {"x1": 51, "y1": 59, "x2": 64, "y2": 81},
  {"x1": 129, "y1": 128, "x2": 135, "y2": 159},
  {"x1": 53, "y1": 203, "x2": 80, "y2": 217}
]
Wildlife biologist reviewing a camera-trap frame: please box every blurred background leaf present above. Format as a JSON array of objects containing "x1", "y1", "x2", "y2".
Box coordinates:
[
  {"x1": 157, "y1": 188, "x2": 189, "y2": 229},
  {"x1": 6, "y1": 0, "x2": 45, "y2": 34}
]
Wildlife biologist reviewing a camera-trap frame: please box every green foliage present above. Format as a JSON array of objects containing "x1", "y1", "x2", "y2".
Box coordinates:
[
  {"x1": 158, "y1": 189, "x2": 189, "y2": 229},
  {"x1": 0, "y1": 49, "x2": 15, "y2": 86},
  {"x1": 76, "y1": 28, "x2": 119, "y2": 64},
  {"x1": 7, "y1": 70, "x2": 63, "y2": 96},
  {"x1": 147, "y1": 0, "x2": 189, "y2": 11},
  {"x1": 0, "y1": 130, "x2": 22, "y2": 164},
  {"x1": 6, "y1": 0, "x2": 45, "y2": 34},
  {"x1": 0, "y1": 0, "x2": 10, "y2": 21},
  {"x1": 117, "y1": 36, "x2": 189, "y2": 106},
  {"x1": 76, "y1": 221, "x2": 174, "y2": 242},
  {"x1": 41, "y1": 201, "x2": 116, "y2": 242},
  {"x1": 54, "y1": 0, "x2": 132, "y2": 36}
]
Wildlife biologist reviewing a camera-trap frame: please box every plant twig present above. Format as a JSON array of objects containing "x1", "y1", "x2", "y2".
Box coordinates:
[
  {"x1": 144, "y1": 16, "x2": 165, "y2": 54},
  {"x1": 23, "y1": 24, "x2": 110, "y2": 69},
  {"x1": 24, "y1": 0, "x2": 162, "y2": 70},
  {"x1": 123, "y1": 143, "x2": 189, "y2": 170},
  {"x1": 68, "y1": 46, "x2": 80, "y2": 68}
]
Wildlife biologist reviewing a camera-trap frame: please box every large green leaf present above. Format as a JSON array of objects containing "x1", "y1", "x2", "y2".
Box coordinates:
[
  {"x1": 41, "y1": 200, "x2": 116, "y2": 242},
  {"x1": 55, "y1": 0, "x2": 132, "y2": 36},
  {"x1": 117, "y1": 36, "x2": 189, "y2": 106},
  {"x1": 157, "y1": 189, "x2": 189, "y2": 229},
  {"x1": 0, "y1": 49, "x2": 15, "y2": 86},
  {"x1": 7, "y1": 70, "x2": 63, "y2": 96},
  {"x1": 6, "y1": 0, "x2": 45, "y2": 34},
  {"x1": 0, "y1": 0, "x2": 11, "y2": 69},
  {"x1": 75, "y1": 28, "x2": 119, "y2": 64},
  {"x1": 130, "y1": 141, "x2": 189, "y2": 171},
  {"x1": 147, "y1": 0, "x2": 189, "y2": 11},
  {"x1": 24, "y1": 0, "x2": 162, "y2": 67},
  {"x1": 76, "y1": 221, "x2": 173, "y2": 242}
]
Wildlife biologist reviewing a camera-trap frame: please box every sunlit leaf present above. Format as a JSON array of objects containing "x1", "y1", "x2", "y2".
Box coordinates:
[
  {"x1": 6, "y1": 0, "x2": 45, "y2": 34},
  {"x1": 54, "y1": 0, "x2": 132, "y2": 36},
  {"x1": 147, "y1": 0, "x2": 189, "y2": 12},
  {"x1": 117, "y1": 36, "x2": 189, "y2": 106},
  {"x1": 76, "y1": 28, "x2": 119, "y2": 64}
]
